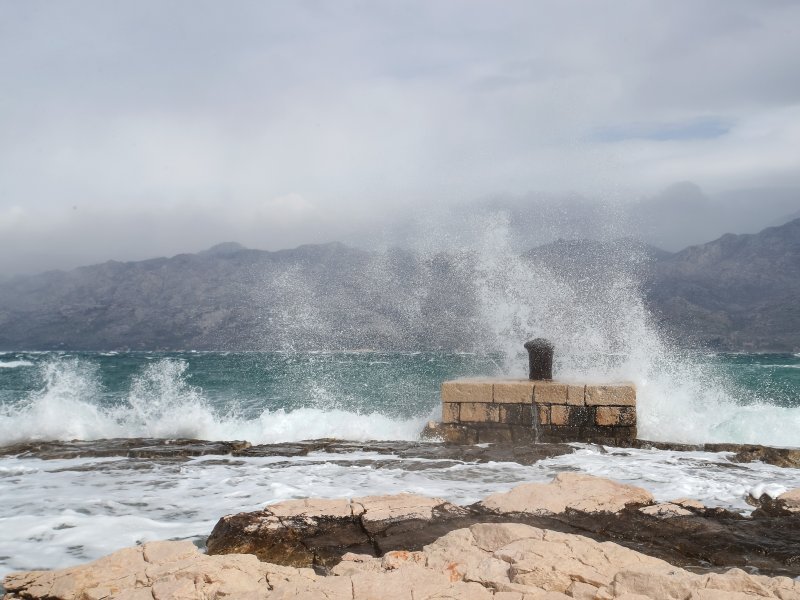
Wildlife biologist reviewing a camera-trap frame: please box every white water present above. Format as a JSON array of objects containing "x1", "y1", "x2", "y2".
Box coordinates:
[
  {"x1": 0, "y1": 358, "x2": 430, "y2": 445},
  {"x1": 0, "y1": 360, "x2": 33, "y2": 369},
  {"x1": 1, "y1": 214, "x2": 800, "y2": 579},
  {"x1": 1, "y1": 212, "x2": 799, "y2": 446},
  {"x1": 2, "y1": 445, "x2": 799, "y2": 577},
  {"x1": 457, "y1": 212, "x2": 800, "y2": 446}
]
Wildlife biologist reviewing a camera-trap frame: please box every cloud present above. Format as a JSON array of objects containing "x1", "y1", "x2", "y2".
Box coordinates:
[{"x1": 0, "y1": 0, "x2": 798, "y2": 273}]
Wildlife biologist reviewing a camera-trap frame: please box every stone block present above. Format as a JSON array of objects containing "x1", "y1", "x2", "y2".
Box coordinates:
[
  {"x1": 493, "y1": 381, "x2": 534, "y2": 404},
  {"x1": 595, "y1": 406, "x2": 636, "y2": 426},
  {"x1": 567, "y1": 406, "x2": 592, "y2": 427},
  {"x1": 585, "y1": 384, "x2": 636, "y2": 406},
  {"x1": 537, "y1": 426, "x2": 583, "y2": 443},
  {"x1": 618, "y1": 406, "x2": 636, "y2": 426},
  {"x1": 613, "y1": 425, "x2": 637, "y2": 441},
  {"x1": 459, "y1": 402, "x2": 499, "y2": 423},
  {"x1": 441, "y1": 402, "x2": 460, "y2": 423},
  {"x1": 567, "y1": 385, "x2": 586, "y2": 405},
  {"x1": 498, "y1": 403, "x2": 533, "y2": 426},
  {"x1": 476, "y1": 424, "x2": 514, "y2": 443},
  {"x1": 509, "y1": 425, "x2": 536, "y2": 444},
  {"x1": 437, "y1": 424, "x2": 478, "y2": 444},
  {"x1": 595, "y1": 406, "x2": 621, "y2": 426},
  {"x1": 550, "y1": 405, "x2": 570, "y2": 426},
  {"x1": 533, "y1": 382, "x2": 569, "y2": 404},
  {"x1": 537, "y1": 405, "x2": 550, "y2": 426},
  {"x1": 441, "y1": 380, "x2": 494, "y2": 403}
]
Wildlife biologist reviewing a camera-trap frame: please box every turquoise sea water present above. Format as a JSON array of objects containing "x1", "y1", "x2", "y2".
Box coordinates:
[
  {"x1": 1, "y1": 350, "x2": 800, "y2": 577},
  {"x1": 0, "y1": 350, "x2": 798, "y2": 446}
]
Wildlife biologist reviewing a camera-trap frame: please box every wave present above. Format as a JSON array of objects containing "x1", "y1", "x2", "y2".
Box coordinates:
[
  {"x1": 0, "y1": 358, "x2": 431, "y2": 445},
  {"x1": 0, "y1": 360, "x2": 34, "y2": 369}
]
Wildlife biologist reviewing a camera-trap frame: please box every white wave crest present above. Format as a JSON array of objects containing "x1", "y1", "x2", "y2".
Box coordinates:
[
  {"x1": 0, "y1": 360, "x2": 34, "y2": 368},
  {"x1": 0, "y1": 358, "x2": 429, "y2": 445},
  {"x1": 449, "y1": 212, "x2": 800, "y2": 446}
]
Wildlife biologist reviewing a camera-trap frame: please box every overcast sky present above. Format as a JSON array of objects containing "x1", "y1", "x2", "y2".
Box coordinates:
[{"x1": 1, "y1": 0, "x2": 799, "y2": 273}]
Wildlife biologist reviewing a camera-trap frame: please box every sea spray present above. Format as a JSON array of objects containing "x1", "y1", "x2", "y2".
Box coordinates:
[
  {"x1": 0, "y1": 359, "x2": 125, "y2": 442},
  {"x1": 123, "y1": 358, "x2": 220, "y2": 439},
  {"x1": 0, "y1": 354, "x2": 437, "y2": 445},
  {"x1": 403, "y1": 208, "x2": 800, "y2": 445}
]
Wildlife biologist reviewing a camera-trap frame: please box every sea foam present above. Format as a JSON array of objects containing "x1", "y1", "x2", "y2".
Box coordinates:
[
  {"x1": 0, "y1": 360, "x2": 34, "y2": 368},
  {"x1": 0, "y1": 358, "x2": 429, "y2": 445}
]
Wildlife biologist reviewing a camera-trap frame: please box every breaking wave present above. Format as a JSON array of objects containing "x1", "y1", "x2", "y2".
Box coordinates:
[
  {"x1": 0, "y1": 358, "x2": 430, "y2": 445},
  {"x1": 0, "y1": 360, "x2": 34, "y2": 369}
]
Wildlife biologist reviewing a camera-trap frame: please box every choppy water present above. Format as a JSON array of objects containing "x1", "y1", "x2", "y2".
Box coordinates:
[
  {"x1": 1, "y1": 350, "x2": 798, "y2": 446},
  {"x1": 0, "y1": 350, "x2": 799, "y2": 577}
]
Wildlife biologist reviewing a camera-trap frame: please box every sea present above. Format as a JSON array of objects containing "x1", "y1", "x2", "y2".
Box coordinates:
[{"x1": 1, "y1": 349, "x2": 799, "y2": 577}]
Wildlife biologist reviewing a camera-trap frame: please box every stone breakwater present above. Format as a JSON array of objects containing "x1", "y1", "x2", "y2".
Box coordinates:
[
  {"x1": 5, "y1": 473, "x2": 800, "y2": 600},
  {"x1": 432, "y1": 379, "x2": 638, "y2": 446}
]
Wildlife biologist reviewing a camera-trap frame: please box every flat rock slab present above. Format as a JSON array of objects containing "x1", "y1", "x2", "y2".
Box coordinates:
[
  {"x1": 237, "y1": 439, "x2": 577, "y2": 465},
  {"x1": 0, "y1": 438, "x2": 252, "y2": 460},
  {"x1": 633, "y1": 440, "x2": 800, "y2": 469},
  {"x1": 207, "y1": 474, "x2": 800, "y2": 577},
  {"x1": 3, "y1": 437, "x2": 798, "y2": 470},
  {"x1": 7, "y1": 525, "x2": 800, "y2": 600},
  {"x1": 479, "y1": 472, "x2": 654, "y2": 515},
  {"x1": 0, "y1": 438, "x2": 576, "y2": 464},
  {"x1": 207, "y1": 492, "x2": 470, "y2": 569}
]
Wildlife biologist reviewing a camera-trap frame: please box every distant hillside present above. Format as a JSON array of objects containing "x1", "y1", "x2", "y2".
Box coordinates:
[
  {"x1": 0, "y1": 242, "x2": 481, "y2": 351},
  {"x1": 646, "y1": 218, "x2": 800, "y2": 351},
  {"x1": 0, "y1": 220, "x2": 798, "y2": 351}
]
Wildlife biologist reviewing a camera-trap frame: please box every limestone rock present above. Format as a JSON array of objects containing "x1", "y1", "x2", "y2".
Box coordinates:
[
  {"x1": 750, "y1": 487, "x2": 800, "y2": 517},
  {"x1": 207, "y1": 492, "x2": 469, "y2": 568},
  {"x1": 638, "y1": 502, "x2": 694, "y2": 519},
  {"x1": 7, "y1": 524, "x2": 800, "y2": 600},
  {"x1": 480, "y1": 472, "x2": 654, "y2": 515},
  {"x1": 209, "y1": 475, "x2": 800, "y2": 575},
  {"x1": 670, "y1": 497, "x2": 705, "y2": 511},
  {"x1": 777, "y1": 488, "x2": 800, "y2": 513},
  {"x1": 3, "y1": 541, "x2": 276, "y2": 600}
]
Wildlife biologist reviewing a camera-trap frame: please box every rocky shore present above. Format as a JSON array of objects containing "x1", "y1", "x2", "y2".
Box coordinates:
[
  {"x1": 4, "y1": 472, "x2": 799, "y2": 600},
  {"x1": 3, "y1": 437, "x2": 800, "y2": 469}
]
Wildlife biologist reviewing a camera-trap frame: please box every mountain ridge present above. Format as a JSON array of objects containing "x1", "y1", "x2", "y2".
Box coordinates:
[{"x1": 0, "y1": 220, "x2": 797, "y2": 351}]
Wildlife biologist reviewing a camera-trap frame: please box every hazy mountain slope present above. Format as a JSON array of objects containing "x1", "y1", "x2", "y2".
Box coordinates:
[
  {"x1": 0, "y1": 220, "x2": 797, "y2": 351},
  {"x1": 0, "y1": 243, "x2": 481, "y2": 351},
  {"x1": 646, "y1": 218, "x2": 800, "y2": 350}
]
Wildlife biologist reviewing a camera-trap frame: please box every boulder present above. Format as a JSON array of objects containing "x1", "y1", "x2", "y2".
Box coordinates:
[
  {"x1": 750, "y1": 487, "x2": 800, "y2": 517},
  {"x1": 779, "y1": 488, "x2": 800, "y2": 513},
  {"x1": 206, "y1": 493, "x2": 469, "y2": 568}
]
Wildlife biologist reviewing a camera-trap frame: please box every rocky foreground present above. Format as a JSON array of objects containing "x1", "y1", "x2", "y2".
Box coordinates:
[{"x1": 4, "y1": 473, "x2": 800, "y2": 600}]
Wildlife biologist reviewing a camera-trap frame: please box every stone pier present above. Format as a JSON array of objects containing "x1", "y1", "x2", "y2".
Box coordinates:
[{"x1": 432, "y1": 378, "x2": 637, "y2": 446}]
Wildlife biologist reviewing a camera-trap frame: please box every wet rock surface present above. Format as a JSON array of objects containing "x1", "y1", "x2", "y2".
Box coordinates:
[
  {"x1": 0, "y1": 438, "x2": 252, "y2": 460},
  {"x1": 207, "y1": 473, "x2": 800, "y2": 578},
  {"x1": 6, "y1": 524, "x2": 800, "y2": 600},
  {"x1": 3, "y1": 437, "x2": 798, "y2": 469},
  {"x1": 749, "y1": 488, "x2": 800, "y2": 517},
  {"x1": 207, "y1": 493, "x2": 472, "y2": 570},
  {"x1": 633, "y1": 440, "x2": 800, "y2": 469},
  {"x1": 0, "y1": 437, "x2": 576, "y2": 464}
]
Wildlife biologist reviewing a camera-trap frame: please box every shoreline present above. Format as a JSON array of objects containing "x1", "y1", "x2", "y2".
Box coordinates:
[
  {"x1": 3, "y1": 436, "x2": 800, "y2": 590},
  {"x1": 2, "y1": 436, "x2": 800, "y2": 468},
  {"x1": 4, "y1": 472, "x2": 800, "y2": 599}
]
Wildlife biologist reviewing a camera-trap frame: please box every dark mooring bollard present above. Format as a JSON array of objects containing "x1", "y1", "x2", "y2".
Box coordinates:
[{"x1": 524, "y1": 338, "x2": 554, "y2": 380}]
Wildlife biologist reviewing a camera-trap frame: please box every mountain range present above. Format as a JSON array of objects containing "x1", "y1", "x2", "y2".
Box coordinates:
[{"x1": 1, "y1": 219, "x2": 798, "y2": 352}]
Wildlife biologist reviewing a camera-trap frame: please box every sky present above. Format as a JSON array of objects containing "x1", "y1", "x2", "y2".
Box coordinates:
[{"x1": 1, "y1": 0, "x2": 799, "y2": 273}]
